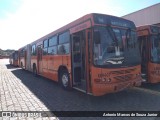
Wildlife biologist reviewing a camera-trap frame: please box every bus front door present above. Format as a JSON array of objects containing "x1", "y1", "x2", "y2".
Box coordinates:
[
  {"x1": 71, "y1": 31, "x2": 87, "y2": 92},
  {"x1": 37, "y1": 45, "x2": 43, "y2": 74}
]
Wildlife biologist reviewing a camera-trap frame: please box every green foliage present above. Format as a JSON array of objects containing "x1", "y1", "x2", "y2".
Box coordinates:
[{"x1": 0, "y1": 48, "x2": 15, "y2": 56}]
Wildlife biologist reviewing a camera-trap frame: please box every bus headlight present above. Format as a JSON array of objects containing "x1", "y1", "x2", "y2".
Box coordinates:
[
  {"x1": 102, "y1": 78, "x2": 111, "y2": 82},
  {"x1": 94, "y1": 78, "x2": 111, "y2": 83}
]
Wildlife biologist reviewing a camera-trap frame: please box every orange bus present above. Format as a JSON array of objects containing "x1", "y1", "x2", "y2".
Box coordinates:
[
  {"x1": 18, "y1": 13, "x2": 142, "y2": 96},
  {"x1": 137, "y1": 25, "x2": 160, "y2": 83},
  {"x1": 18, "y1": 44, "x2": 31, "y2": 70},
  {"x1": 9, "y1": 51, "x2": 18, "y2": 66},
  {"x1": 18, "y1": 46, "x2": 27, "y2": 69}
]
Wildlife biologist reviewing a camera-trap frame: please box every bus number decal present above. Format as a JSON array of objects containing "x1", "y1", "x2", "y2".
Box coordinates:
[
  {"x1": 98, "y1": 73, "x2": 110, "y2": 78},
  {"x1": 151, "y1": 67, "x2": 160, "y2": 76}
]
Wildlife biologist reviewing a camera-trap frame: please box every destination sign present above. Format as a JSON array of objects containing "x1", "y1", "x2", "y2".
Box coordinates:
[{"x1": 94, "y1": 14, "x2": 135, "y2": 29}]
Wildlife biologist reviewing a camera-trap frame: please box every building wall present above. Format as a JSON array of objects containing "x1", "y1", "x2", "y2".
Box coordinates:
[{"x1": 122, "y1": 3, "x2": 160, "y2": 27}]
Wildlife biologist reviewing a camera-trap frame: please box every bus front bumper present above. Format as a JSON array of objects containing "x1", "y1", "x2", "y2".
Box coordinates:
[{"x1": 92, "y1": 79, "x2": 142, "y2": 96}]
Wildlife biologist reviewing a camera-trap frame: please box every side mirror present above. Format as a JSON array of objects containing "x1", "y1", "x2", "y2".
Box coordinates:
[{"x1": 94, "y1": 31, "x2": 101, "y2": 44}]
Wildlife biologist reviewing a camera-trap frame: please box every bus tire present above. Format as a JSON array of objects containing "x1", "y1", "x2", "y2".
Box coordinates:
[
  {"x1": 60, "y1": 70, "x2": 70, "y2": 90},
  {"x1": 33, "y1": 65, "x2": 37, "y2": 77}
]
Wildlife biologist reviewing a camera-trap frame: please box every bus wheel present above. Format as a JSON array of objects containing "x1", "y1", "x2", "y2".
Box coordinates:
[
  {"x1": 33, "y1": 65, "x2": 37, "y2": 76},
  {"x1": 60, "y1": 70, "x2": 70, "y2": 90}
]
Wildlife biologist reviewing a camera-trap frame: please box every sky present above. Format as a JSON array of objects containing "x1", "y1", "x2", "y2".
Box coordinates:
[{"x1": 0, "y1": 0, "x2": 160, "y2": 50}]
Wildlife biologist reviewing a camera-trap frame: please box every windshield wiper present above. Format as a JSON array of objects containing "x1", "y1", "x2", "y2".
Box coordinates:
[
  {"x1": 107, "y1": 26, "x2": 118, "y2": 47},
  {"x1": 107, "y1": 26, "x2": 121, "y2": 56}
]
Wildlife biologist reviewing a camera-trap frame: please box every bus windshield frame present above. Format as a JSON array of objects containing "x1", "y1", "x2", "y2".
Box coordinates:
[{"x1": 93, "y1": 25, "x2": 141, "y2": 68}]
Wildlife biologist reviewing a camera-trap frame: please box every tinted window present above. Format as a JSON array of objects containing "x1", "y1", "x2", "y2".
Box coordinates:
[
  {"x1": 151, "y1": 26, "x2": 160, "y2": 33},
  {"x1": 43, "y1": 39, "x2": 48, "y2": 48},
  {"x1": 58, "y1": 43, "x2": 70, "y2": 54},
  {"x1": 48, "y1": 46, "x2": 57, "y2": 55},
  {"x1": 59, "y1": 31, "x2": 70, "y2": 44},
  {"x1": 43, "y1": 48, "x2": 48, "y2": 55},
  {"x1": 93, "y1": 26, "x2": 140, "y2": 67},
  {"x1": 20, "y1": 49, "x2": 25, "y2": 57},
  {"x1": 32, "y1": 45, "x2": 36, "y2": 56},
  {"x1": 49, "y1": 36, "x2": 57, "y2": 46},
  {"x1": 151, "y1": 35, "x2": 160, "y2": 63},
  {"x1": 14, "y1": 51, "x2": 18, "y2": 60}
]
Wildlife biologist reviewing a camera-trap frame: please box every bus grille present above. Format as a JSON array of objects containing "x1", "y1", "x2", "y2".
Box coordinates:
[
  {"x1": 111, "y1": 68, "x2": 136, "y2": 75},
  {"x1": 114, "y1": 74, "x2": 134, "y2": 82}
]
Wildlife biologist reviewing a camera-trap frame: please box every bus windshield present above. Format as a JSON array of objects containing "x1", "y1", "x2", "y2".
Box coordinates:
[
  {"x1": 93, "y1": 26, "x2": 141, "y2": 68},
  {"x1": 151, "y1": 34, "x2": 160, "y2": 63}
]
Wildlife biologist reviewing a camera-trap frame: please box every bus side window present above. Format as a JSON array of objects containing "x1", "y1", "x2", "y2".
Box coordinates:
[
  {"x1": 43, "y1": 39, "x2": 48, "y2": 55},
  {"x1": 73, "y1": 36, "x2": 81, "y2": 63},
  {"x1": 58, "y1": 31, "x2": 70, "y2": 55}
]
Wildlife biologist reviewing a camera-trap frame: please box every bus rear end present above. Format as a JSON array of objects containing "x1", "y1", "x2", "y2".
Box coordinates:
[{"x1": 90, "y1": 14, "x2": 142, "y2": 96}]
